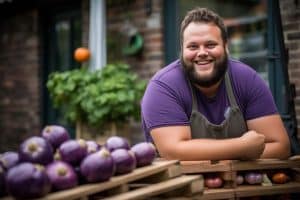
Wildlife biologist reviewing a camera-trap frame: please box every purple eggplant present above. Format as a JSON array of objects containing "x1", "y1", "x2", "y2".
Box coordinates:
[
  {"x1": 105, "y1": 136, "x2": 130, "y2": 152},
  {"x1": 245, "y1": 172, "x2": 263, "y2": 185},
  {"x1": 111, "y1": 149, "x2": 136, "y2": 174},
  {"x1": 46, "y1": 161, "x2": 78, "y2": 191},
  {"x1": 58, "y1": 139, "x2": 88, "y2": 166},
  {"x1": 6, "y1": 162, "x2": 51, "y2": 199},
  {"x1": 80, "y1": 148, "x2": 115, "y2": 183},
  {"x1": 41, "y1": 125, "x2": 70, "y2": 149},
  {"x1": 0, "y1": 151, "x2": 19, "y2": 170},
  {"x1": 86, "y1": 140, "x2": 101, "y2": 155},
  {"x1": 131, "y1": 142, "x2": 156, "y2": 167},
  {"x1": 19, "y1": 136, "x2": 54, "y2": 165},
  {"x1": 74, "y1": 166, "x2": 86, "y2": 184}
]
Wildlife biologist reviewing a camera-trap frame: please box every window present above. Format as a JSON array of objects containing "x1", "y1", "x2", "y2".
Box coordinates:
[{"x1": 163, "y1": 0, "x2": 298, "y2": 145}]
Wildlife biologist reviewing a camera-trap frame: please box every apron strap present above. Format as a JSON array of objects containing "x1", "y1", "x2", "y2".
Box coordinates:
[
  {"x1": 187, "y1": 76, "x2": 198, "y2": 111},
  {"x1": 224, "y1": 71, "x2": 238, "y2": 107}
]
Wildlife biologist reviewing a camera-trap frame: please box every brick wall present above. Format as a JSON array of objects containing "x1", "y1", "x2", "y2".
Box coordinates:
[
  {"x1": 0, "y1": 10, "x2": 42, "y2": 152},
  {"x1": 106, "y1": 0, "x2": 164, "y2": 80},
  {"x1": 280, "y1": 0, "x2": 300, "y2": 139},
  {"x1": 105, "y1": 0, "x2": 164, "y2": 143}
]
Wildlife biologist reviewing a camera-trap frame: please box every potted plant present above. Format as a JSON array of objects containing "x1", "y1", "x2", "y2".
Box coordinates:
[{"x1": 46, "y1": 63, "x2": 146, "y2": 141}]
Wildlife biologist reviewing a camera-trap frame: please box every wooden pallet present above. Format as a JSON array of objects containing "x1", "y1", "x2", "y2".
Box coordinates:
[
  {"x1": 180, "y1": 155, "x2": 300, "y2": 200},
  {"x1": 180, "y1": 160, "x2": 232, "y2": 173},
  {"x1": 235, "y1": 182, "x2": 300, "y2": 198},
  {"x1": 102, "y1": 175, "x2": 203, "y2": 200},
  {"x1": 200, "y1": 188, "x2": 235, "y2": 200},
  {"x1": 180, "y1": 155, "x2": 300, "y2": 174},
  {"x1": 231, "y1": 156, "x2": 300, "y2": 171},
  {"x1": 0, "y1": 160, "x2": 203, "y2": 200}
]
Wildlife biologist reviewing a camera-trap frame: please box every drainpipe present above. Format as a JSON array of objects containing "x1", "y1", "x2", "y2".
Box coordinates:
[{"x1": 88, "y1": 0, "x2": 107, "y2": 70}]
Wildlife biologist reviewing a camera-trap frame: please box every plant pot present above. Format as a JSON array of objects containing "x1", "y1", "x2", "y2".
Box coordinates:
[{"x1": 76, "y1": 121, "x2": 130, "y2": 145}]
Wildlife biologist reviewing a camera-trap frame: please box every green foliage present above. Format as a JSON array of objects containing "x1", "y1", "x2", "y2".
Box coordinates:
[{"x1": 47, "y1": 63, "x2": 147, "y2": 129}]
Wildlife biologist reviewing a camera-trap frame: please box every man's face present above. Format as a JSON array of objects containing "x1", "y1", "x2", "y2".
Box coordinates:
[{"x1": 181, "y1": 22, "x2": 228, "y2": 88}]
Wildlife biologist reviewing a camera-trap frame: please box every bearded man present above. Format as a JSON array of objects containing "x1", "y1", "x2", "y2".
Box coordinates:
[{"x1": 141, "y1": 7, "x2": 290, "y2": 160}]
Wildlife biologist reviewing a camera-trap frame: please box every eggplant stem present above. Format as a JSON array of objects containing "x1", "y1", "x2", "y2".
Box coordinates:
[
  {"x1": 57, "y1": 167, "x2": 67, "y2": 176},
  {"x1": 28, "y1": 143, "x2": 37, "y2": 152}
]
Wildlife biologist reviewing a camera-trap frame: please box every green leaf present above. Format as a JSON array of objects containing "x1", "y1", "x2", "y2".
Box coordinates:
[{"x1": 46, "y1": 62, "x2": 147, "y2": 127}]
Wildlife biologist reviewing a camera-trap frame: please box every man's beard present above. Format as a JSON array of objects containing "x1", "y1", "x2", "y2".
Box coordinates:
[{"x1": 181, "y1": 53, "x2": 228, "y2": 88}]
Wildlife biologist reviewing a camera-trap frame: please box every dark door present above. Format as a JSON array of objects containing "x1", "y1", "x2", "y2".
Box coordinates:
[{"x1": 41, "y1": 1, "x2": 82, "y2": 137}]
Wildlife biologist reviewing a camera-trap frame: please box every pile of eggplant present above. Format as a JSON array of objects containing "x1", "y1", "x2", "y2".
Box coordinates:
[{"x1": 0, "y1": 125, "x2": 156, "y2": 199}]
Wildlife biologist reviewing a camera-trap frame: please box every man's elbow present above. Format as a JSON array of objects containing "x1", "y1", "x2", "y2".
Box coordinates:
[
  {"x1": 278, "y1": 141, "x2": 291, "y2": 159},
  {"x1": 156, "y1": 145, "x2": 182, "y2": 160}
]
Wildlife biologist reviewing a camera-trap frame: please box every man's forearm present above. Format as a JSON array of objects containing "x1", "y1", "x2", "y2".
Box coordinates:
[
  {"x1": 165, "y1": 137, "x2": 249, "y2": 161},
  {"x1": 261, "y1": 142, "x2": 290, "y2": 159}
]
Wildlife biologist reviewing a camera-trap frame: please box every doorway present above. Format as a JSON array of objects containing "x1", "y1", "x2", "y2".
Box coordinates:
[{"x1": 41, "y1": 1, "x2": 82, "y2": 138}]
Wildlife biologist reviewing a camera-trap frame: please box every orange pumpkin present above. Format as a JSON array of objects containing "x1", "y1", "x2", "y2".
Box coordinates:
[{"x1": 74, "y1": 47, "x2": 90, "y2": 62}]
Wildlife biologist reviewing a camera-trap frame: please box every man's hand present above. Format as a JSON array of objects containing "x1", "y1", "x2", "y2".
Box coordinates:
[{"x1": 240, "y1": 130, "x2": 265, "y2": 160}]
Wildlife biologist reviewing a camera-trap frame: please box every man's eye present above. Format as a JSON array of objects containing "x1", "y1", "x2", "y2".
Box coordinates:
[
  {"x1": 207, "y1": 43, "x2": 216, "y2": 48},
  {"x1": 187, "y1": 45, "x2": 198, "y2": 49}
]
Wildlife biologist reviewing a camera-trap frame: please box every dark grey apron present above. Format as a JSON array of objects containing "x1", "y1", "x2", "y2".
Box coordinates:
[{"x1": 189, "y1": 71, "x2": 247, "y2": 139}]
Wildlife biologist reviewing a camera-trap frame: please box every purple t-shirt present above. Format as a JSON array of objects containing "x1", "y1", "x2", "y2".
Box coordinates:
[{"x1": 141, "y1": 59, "x2": 278, "y2": 142}]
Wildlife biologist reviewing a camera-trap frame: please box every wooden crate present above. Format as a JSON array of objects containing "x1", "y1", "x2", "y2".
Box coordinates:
[
  {"x1": 180, "y1": 155, "x2": 300, "y2": 200},
  {"x1": 0, "y1": 160, "x2": 203, "y2": 200}
]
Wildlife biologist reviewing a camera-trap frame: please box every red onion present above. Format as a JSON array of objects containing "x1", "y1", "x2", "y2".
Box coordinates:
[
  {"x1": 111, "y1": 149, "x2": 136, "y2": 174},
  {"x1": 41, "y1": 125, "x2": 70, "y2": 149},
  {"x1": 19, "y1": 136, "x2": 54, "y2": 165},
  {"x1": 131, "y1": 142, "x2": 156, "y2": 167},
  {"x1": 204, "y1": 176, "x2": 223, "y2": 188},
  {"x1": 6, "y1": 162, "x2": 51, "y2": 199},
  {"x1": 46, "y1": 161, "x2": 78, "y2": 191},
  {"x1": 80, "y1": 148, "x2": 115, "y2": 183}
]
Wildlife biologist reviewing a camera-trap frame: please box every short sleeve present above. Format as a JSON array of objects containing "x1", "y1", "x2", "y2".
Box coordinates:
[
  {"x1": 141, "y1": 80, "x2": 190, "y2": 134},
  {"x1": 243, "y1": 73, "x2": 278, "y2": 120}
]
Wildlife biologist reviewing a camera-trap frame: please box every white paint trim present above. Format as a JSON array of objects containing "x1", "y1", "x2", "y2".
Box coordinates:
[{"x1": 89, "y1": 0, "x2": 107, "y2": 70}]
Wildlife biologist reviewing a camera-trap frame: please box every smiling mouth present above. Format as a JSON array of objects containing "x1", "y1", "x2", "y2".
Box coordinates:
[
  {"x1": 194, "y1": 59, "x2": 213, "y2": 69},
  {"x1": 195, "y1": 60, "x2": 211, "y2": 65}
]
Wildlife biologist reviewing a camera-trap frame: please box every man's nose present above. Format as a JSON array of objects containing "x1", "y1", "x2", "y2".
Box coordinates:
[{"x1": 197, "y1": 47, "x2": 208, "y2": 57}]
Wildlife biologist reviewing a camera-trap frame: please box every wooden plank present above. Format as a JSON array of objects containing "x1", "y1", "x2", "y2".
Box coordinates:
[
  {"x1": 200, "y1": 188, "x2": 235, "y2": 200},
  {"x1": 288, "y1": 155, "x2": 300, "y2": 161},
  {"x1": 132, "y1": 163, "x2": 181, "y2": 184},
  {"x1": 99, "y1": 162, "x2": 182, "y2": 197},
  {"x1": 101, "y1": 175, "x2": 203, "y2": 200},
  {"x1": 154, "y1": 194, "x2": 204, "y2": 200},
  {"x1": 180, "y1": 160, "x2": 232, "y2": 173},
  {"x1": 180, "y1": 157, "x2": 300, "y2": 174},
  {"x1": 0, "y1": 196, "x2": 12, "y2": 200},
  {"x1": 27, "y1": 160, "x2": 178, "y2": 200},
  {"x1": 231, "y1": 159, "x2": 300, "y2": 171},
  {"x1": 235, "y1": 182, "x2": 300, "y2": 197},
  {"x1": 221, "y1": 171, "x2": 236, "y2": 181}
]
